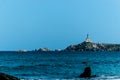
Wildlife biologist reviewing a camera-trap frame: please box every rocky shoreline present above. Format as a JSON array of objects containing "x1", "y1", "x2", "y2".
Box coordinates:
[{"x1": 64, "y1": 41, "x2": 120, "y2": 51}]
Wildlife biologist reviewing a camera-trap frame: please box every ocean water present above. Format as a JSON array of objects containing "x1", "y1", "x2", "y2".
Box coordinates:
[{"x1": 0, "y1": 51, "x2": 120, "y2": 80}]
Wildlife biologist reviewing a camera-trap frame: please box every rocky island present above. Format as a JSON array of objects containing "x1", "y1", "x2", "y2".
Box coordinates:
[{"x1": 64, "y1": 34, "x2": 120, "y2": 51}]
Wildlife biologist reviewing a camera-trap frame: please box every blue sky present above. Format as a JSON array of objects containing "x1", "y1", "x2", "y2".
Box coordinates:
[{"x1": 0, "y1": 0, "x2": 120, "y2": 50}]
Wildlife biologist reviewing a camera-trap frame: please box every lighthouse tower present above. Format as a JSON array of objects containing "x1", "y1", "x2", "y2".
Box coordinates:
[{"x1": 85, "y1": 34, "x2": 92, "y2": 42}]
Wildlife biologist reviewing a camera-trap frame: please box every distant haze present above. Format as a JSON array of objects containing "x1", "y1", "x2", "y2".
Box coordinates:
[{"x1": 0, "y1": 0, "x2": 120, "y2": 50}]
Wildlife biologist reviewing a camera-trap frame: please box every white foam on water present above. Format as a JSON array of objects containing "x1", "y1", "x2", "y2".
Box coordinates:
[
  {"x1": 19, "y1": 76, "x2": 120, "y2": 80},
  {"x1": 85, "y1": 75, "x2": 120, "y2": 80}
]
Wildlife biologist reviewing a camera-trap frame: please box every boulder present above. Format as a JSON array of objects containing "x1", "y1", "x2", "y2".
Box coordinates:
[
  {"x1": 79, "y1": 67, "x2": 91, "y2": 78},
  {"x1": 79, "y1": 67, "x2": 97, "y2": 78},
  {"x1": 0, "y1": 72, "x2": 19, "y2": 80}
]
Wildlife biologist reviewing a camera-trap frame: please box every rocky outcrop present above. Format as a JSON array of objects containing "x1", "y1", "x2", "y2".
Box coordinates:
[
  {"x1": 37, "y1": 48, "x2": 51, "y2": 51},
  {"x1": 79, "y1": 67, "x2": 91, "y2": 78},
  {"x1": 64, "y1": 41, "x2": 120, "y2": 51},
  {"x1": 17, "y1": 50, "x2": 27, "y2": 53},
  {"x1": 54, "y1": 49, "x2": 61, "y2": 51},
  {"x1": 0, "y1": 72, "x2": 19, "y2": 80},
  {"x1": 79, "y1": 67, "x2": 96, "y2": 78}
]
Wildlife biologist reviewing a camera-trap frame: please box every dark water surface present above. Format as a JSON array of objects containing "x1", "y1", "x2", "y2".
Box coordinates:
[{"x1": 0, "y1": 51, "x2": 120, "y2": 80}]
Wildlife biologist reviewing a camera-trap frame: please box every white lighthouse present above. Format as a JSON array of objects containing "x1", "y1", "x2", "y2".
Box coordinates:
[{"x1": 85, "y1": 34, "x2": 92, "y2": 42}]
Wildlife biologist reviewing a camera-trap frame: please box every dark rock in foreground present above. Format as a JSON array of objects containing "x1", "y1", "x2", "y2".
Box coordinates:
[
  {"x1": 79, "y1": 67, "x2": 97, "y2": 78},
  {"x1": 0, "y1": 72, "x2": 19, "y2": 80},
  {"x1": 79, "y1": 67, "x2": 91, "y2": 78}
]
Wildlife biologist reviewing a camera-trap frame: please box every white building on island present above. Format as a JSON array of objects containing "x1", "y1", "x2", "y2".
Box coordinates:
[{"x1": 85, "y1": 34, "x2": 92, "y2": 42}]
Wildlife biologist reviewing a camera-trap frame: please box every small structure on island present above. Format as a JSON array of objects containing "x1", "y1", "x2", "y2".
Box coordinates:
[{"x1": 85, "y1": 34, "x2": 92, "y2": 43}]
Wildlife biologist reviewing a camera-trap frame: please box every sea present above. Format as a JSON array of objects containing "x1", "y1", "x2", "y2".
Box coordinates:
[{"x1": 0, "y1": 51, "x2": 120, "y2": 80}]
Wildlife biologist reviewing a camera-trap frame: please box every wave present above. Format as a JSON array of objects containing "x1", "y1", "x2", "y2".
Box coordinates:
[{"x1": 81, "y1": 60, "x2": 120, "y2": 65}]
